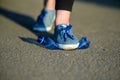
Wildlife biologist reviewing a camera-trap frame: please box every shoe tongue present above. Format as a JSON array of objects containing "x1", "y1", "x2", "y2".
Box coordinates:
[
  {"x1": 60, "y1": 24, "x2": 67, "y2": 28},
  {"x1": 55, "y1": 24, "x2": 68, "y2": 30}
]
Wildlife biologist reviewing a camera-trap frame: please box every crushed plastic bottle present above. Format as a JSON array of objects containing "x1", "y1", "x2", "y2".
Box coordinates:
[
  {"x1": 37, "y1": 36, "x2": 60, "y2": 50},
  {"x1": 37, "y1": 36, "x2": 90, "y2": 50},
  {"x1": 78, "y1": 37, "x2": 90, "y2": 49}
]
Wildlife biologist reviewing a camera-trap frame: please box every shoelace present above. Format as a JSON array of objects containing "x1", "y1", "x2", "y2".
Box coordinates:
[{"x1": 60, "y1": 25, "x2": 74, "y2": 41}]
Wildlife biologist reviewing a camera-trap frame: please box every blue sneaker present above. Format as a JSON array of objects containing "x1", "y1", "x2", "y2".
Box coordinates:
[
  {"x1": 54, "y1": 24, "x2": 79, "y2": 50},
  {"x1": 33, "y1": 9, "x2": 55, "y2": 32}
]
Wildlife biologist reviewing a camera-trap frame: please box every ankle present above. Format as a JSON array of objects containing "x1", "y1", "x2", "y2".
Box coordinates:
[
  {"x1": 44, "y1": 0, "x2": 55, "y2": 10},
  {"x1": 56, "y1": 20, "x2": 69, "y2": 26},
  {"x1": 55, "y1": 10, "x2": 71, "y2": 26}
]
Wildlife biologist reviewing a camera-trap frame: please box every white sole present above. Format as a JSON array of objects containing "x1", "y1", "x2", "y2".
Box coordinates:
[
  {"x1": 33, "y1": 24, "x2": 52, "y2": 32},
  {"x1": 58, "y1": 43, "x2": 79, "y2": 50}
]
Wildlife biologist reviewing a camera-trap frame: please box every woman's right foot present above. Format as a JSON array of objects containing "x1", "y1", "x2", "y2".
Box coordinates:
[{"x1": 33, "y1": 9, "x2": 55, "y2": 32}]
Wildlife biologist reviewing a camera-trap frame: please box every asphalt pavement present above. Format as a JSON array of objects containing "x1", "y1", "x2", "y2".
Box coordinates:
[{"x1": 0, "y1": 0, "x2": 120, "y2": 80}]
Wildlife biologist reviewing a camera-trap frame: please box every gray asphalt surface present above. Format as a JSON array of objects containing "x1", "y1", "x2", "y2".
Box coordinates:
[{"x1": 0, "y1": 0, "x2": 120, "y2": 80}]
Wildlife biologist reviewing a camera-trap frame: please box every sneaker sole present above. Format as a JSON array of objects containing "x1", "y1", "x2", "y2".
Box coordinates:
[
  {"x1": 58, "y1": 43, "x2": 79, "y2": 50},
  {"x1": 33, "y1": 24, "x2": 52, "y2": 32}
]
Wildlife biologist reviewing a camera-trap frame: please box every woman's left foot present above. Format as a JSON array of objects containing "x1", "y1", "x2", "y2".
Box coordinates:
[{"x1": 54, "y1": 24, "x2": 79, "y2": 50}]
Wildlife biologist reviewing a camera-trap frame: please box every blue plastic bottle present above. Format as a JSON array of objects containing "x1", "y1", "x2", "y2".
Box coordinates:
[
  {"x1": 37, "y1": 36, "x2": 90, "y2": 50},
  {"x1": 37, "y1": 36, "x2": 60, "y2": 50}
]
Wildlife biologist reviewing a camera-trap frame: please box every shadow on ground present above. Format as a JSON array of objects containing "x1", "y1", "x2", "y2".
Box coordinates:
[
  {"x1": 0, "y1": 7, "x2": 53, "y2": 46},
  {"x1": 76, "y1": 0, "x2": 120, "y2": 9}
]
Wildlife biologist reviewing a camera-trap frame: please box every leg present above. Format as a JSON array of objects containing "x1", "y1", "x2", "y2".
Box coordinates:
[
  {"x1": 55, "y1": 0, "x2": 74, "y2": 11},
  {"x1": 55, "y1": 0, "x2": 74, "y2": 25},
  {"x1": 44, "y1": 0, "x2": 55, "y2": 10},
  {"x1": 33, "y1": 0, "x2": 56, "y2": 32},
  {"x1": 56, "y1": 10, "x2": 70, "y2": 25}
]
